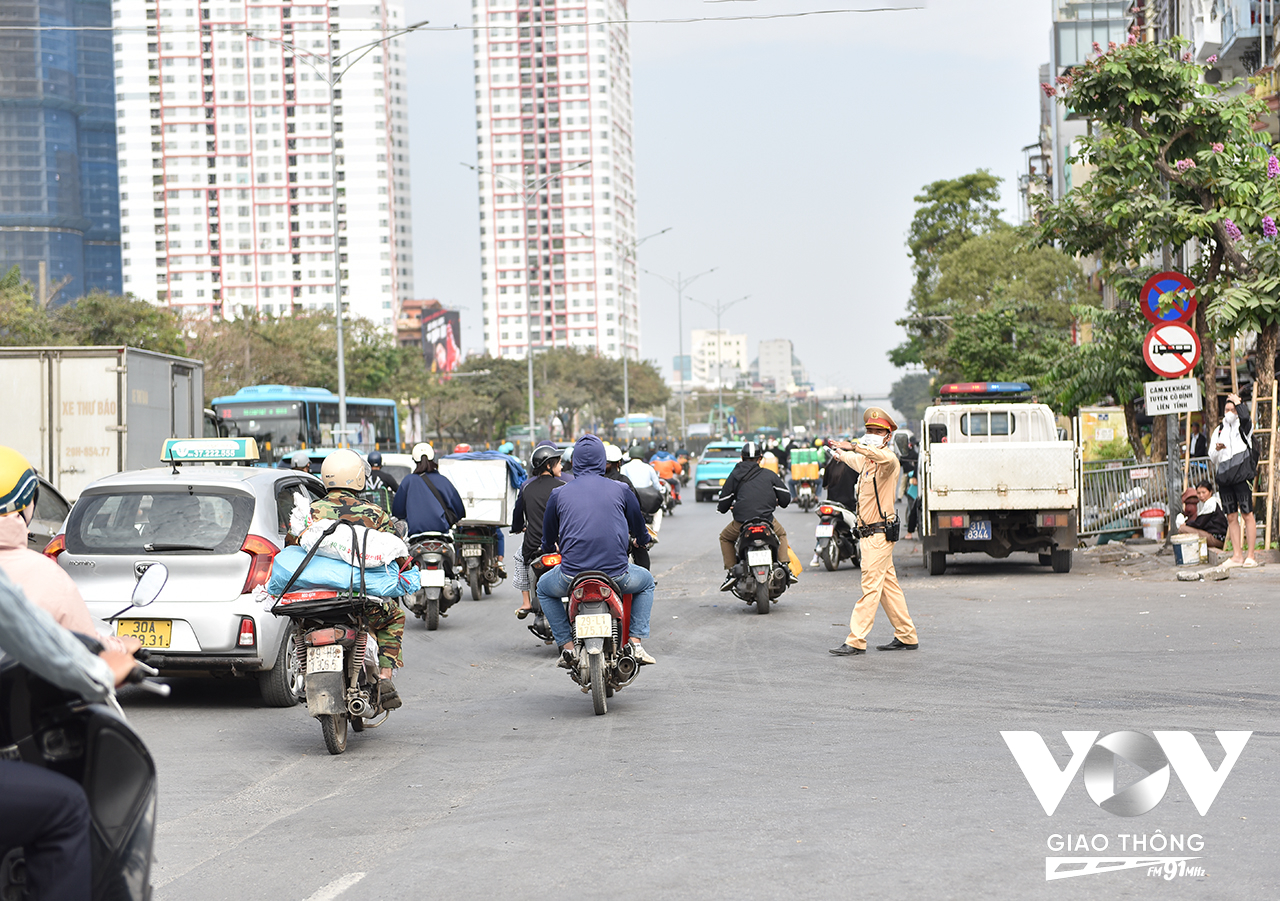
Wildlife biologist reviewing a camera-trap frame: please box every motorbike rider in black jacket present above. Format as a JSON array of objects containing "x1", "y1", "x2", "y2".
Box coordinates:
[
  {"x1": 511, "y1": 441, "x2": 565, "y2": 618},
  {"x1": 716, "y1": 442, "x2": 794, "y2": 591}
]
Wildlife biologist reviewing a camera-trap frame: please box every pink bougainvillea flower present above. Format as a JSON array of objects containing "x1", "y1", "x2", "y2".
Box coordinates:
[
  {"x1": 1127, "y1": 34, "x2": 1138, "y2": 45},
  {"x1": 1224, "y1": 218, "x2": 1243, "y2": 241},
  {"x1": 1108, "y1": 41, "x2": 1117, "y2": 50},
  {"x1": 1268, "y1": 156, "x2": 1280, "y2": 178},
  {"x1": 1265, "y1": 216, "x2": 1278, "y2": 238},
  {"x1": 1207, "y1": 54, "x2": 1218, "y2": 63},
  {"x1": 1175, "y1": 158, "x2": 1197, "y2": 172},
  {"x1": 1212, "y1": 143, "x2": 1224, "y2": 153},
  {"x1": 1092, "y1": 41, "x2": 1102, "y2": 54},
  {"x1": 1041, "y1": 83, "x2": 1057, "y2": 98}
]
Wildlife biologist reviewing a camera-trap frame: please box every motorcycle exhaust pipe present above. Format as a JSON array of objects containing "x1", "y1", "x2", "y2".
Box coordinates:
[
  {"x1": 616, "y1": 654, "x2": 638, "y2": 680},
  {"x1": 348, "y1": 695, "x2": 371, "y2": 718}
]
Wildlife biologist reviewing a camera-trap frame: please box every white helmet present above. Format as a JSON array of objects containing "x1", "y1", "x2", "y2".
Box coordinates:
[
  {"x1": 320, "y1": 448, "x2": 369, "y2": 491},
  {"x1": 604, "y1": 443, "x2": 623, "y2": 463},
  {"x1": 411, "y1": 442, "x2": 435, "y2": 463}
]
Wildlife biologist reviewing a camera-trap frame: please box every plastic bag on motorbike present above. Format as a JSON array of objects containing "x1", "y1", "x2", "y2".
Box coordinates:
[
  {"x1": 299, "y1": 521, "x2": 409, "y2": 568},
  {"x1": 267, "y1": 545, "x2": 420, "y2": 598}
]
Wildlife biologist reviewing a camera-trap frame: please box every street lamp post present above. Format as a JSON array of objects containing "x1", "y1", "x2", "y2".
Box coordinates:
[
  {"x1": 687, "y1": 294, "x2": 749, "y2": 437},
  {"x1": 645, "y1": 267, "x2": 717, "y2": 443},
  {"x1": 247, "y1": 18, "x2": 429, "y2": 444},
  {"x1": 464, "y1": 160, "x2": 590, "y2": 449},
  {"x1": 572, "y1": 226, "x2": 669, "y2": 444}
]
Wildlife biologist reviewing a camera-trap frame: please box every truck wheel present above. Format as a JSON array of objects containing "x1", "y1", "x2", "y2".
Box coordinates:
[
  {"x1": 1038, "y1": 553, "x2": 1052, "y2": 566},
  {"x1": 925, "y1": 549, "x2": 946, "y2": 576},
  {"x1": 1051, "y1": 549, "x2": 1072, "y2": 573}
]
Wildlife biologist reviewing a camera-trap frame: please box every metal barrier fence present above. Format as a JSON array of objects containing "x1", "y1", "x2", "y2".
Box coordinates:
[{"x1": 1080, "y1": 457, "x2": 1214, "y2": 540}]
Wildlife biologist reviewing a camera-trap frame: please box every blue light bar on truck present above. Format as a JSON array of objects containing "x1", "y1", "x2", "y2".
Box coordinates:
[{"x1": 938, "y1": 382, "x2": 1031, "y2": 397}]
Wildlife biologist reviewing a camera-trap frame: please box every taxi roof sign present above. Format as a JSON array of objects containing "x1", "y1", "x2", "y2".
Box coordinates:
[{"x1": 161, "y1": 437, "x2": 260, "y2": 464}]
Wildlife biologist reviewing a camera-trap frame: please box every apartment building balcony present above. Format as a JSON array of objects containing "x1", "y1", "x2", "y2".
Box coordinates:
[
  {"x1": 1053, "y1": 0, "x2": 1133, "y2": 71},
  {"x1": 1219, "y1": 0, "x2": 1263, "y2": 70}
]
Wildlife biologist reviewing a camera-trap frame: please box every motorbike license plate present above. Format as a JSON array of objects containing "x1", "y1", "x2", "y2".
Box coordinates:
[
  {"x1": 964, "y1": 520, "x2": 993, "y2": 541},
  {"x1": 815, "y1": 524, "x2": 834, "y2": 538},
  {"x1": 306, "y1": 645, "x2": 344, "y2": 674},
  {"x1": 116, "y1": 619, "x2": 172, "y2": 649},
  {"x1": 574, "y1": 613, "x2": 612, "y2": 639},
  {"x1": 422, "y1": 568, "x2": 446, "y2": 587},
  {"x1": 747, "y1": 549, "x2": 772, "y2": 567},
  {"x1": 462, "y1": 546, "x2": 483, "y2": 557}
]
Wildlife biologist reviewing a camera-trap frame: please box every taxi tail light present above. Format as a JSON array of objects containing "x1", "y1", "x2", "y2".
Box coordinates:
[
  {"x1": 238, "y1": 617, "x2": 256, "y2": 648},
  {"x1": 240, "y1": 535, "x2": 278, "y2": 594},
  {"x1": 43, "y1": 534, "x2": 66, "y2": 560}
]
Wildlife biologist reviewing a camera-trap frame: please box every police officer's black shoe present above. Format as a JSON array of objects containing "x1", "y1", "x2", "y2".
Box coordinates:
[
  {"x1": 875, "y1": 637, "x2": 919, "y2": 651},
  {"x1": 829, "y1": 644, "x2": 865, "y2": 656}
]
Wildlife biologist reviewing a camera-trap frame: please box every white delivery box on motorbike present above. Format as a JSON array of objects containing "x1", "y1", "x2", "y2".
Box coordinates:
[{"x1": 438, "y1": 457, "x2": 519, "y2": 525}]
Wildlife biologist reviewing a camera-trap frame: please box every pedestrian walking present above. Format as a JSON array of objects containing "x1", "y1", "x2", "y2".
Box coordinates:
[
  {"x1": 829, "y1": 408, "x2": 919, "y2": 656},
  {"x1": 1209, "y1": 392, "x2": 1260, "y2": 567}
]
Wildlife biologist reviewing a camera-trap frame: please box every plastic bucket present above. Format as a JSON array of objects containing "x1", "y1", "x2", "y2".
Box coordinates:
[
  {"x1": 1172, "y1": 533, "x2": 1202, "y2": 566},
  {"x1": 1139, "y1": 509, "x2": 1165, "y2": 541}
]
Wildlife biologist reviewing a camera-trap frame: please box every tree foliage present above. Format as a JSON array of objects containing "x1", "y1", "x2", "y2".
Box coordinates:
[
  {"x1": 888, "y1": 372, "x2": 934, "y2": 428},
  {"x1": 1033, "y1": 34, "x2": 1280, "y2": 434}
]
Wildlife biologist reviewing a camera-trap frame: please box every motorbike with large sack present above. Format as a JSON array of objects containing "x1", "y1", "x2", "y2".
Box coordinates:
[
  {"x1": 405, "y1": 531, "x2": 461, "y2": 630},
  {"x1": 268, "y1": 522, "x2": 419, "y2": 755},
  {"x1": 729, "y1": 519, "x2": 790, "y2": 614},
  {"x1": 815, "y1": 501, "x2": 860, "y2": 570},
  {"x1": 0, "y1": 565, "x2": 171, "y2": 901},
  {"x1": 543, "y1": 553, "x2": 641, "y2": 715}
]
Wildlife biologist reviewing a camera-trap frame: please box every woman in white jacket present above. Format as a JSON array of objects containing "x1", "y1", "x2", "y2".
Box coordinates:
[{"x1": 1208, "y1": 393, "x2": 1259, "y2": 567}]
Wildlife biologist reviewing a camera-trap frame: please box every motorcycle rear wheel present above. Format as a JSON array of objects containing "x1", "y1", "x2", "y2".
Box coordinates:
[
  {"x1": 426, "y1": 594, "x2": 440, "y2": 630},
  {"x1": 589, "y1": 653, "x2": 607, "y2": 715},
  {"x1": 469, "y1": 567, "x2": 481, "y2": 601},
  {"x1": 321, "y1": 713, "x2": 348, "y2": 755},
  {"x1": 822, "y1": 541, "x2": 839, "y2": 572},
  {"x1": 755, "y1": 579, "x2": 771, "y2": 614}
]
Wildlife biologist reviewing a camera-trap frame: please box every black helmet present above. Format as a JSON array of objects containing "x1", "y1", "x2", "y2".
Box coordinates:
[
  {"x1": 367, "y1": 451, "x2": 383, "y2": 467},
  {"x1": 658, "y1": 441, "x2": 669, "y2": 451},
  {"x1": 531, "y1": 444, "x2": 563, "y2": 473},
  {"x1": 742, "y1": 441, "x2": 762, "y2": 461}
]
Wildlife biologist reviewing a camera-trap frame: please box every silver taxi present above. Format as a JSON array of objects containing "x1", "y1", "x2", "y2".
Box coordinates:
[{"x1": 47, "y1": 439, "x2": 324, "y2": 707}]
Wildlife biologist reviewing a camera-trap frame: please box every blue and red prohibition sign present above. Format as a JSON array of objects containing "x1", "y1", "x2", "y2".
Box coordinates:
[{"x1": 1140, "y1": 271, "x2": 1197, "y2": 325}]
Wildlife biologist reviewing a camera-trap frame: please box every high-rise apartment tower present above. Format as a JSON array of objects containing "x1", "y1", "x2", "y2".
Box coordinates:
[
  {"x1": 472, "y1": 0, "x2": 638, "y2": 359},
  {"x1": 0, "y1": 0, "x2": 122, "y2": 302},
  {"x1": 113, "y1": 0, "x2": 413, "y2": 324}
]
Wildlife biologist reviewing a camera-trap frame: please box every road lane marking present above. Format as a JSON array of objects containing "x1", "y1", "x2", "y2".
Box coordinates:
[{"x1": 304, "y1": 872, "x2": 366, "y2": 901}]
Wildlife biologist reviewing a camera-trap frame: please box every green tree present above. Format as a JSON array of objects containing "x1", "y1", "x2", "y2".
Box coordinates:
[
  {"x1": 0, "y1": 266, "x2": 55, "y2": 346},
  {"x1": 52, "y1": 292, "x2": 186, "y2": 355},
  {"x1": 892, "y1": 170, "x2": 1003, "y2": 368},
  {"x1": 888, "y1": 372, "x2": 934, "y2": 428},
  {"x1": 1044, "y1": 305, "x2": 1150, "y2": 461},
  {"x1": 1033, "y1": 34, "x2": 1280, "y2": 439}
]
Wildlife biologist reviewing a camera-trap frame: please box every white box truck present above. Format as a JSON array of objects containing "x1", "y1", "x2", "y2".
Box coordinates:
[
  {"x1": 919, "y1": 391, "x2": 1080, "y2": 575},
  {"x1": 0, "y1": 346, "x2": 205, "y2": 500}
]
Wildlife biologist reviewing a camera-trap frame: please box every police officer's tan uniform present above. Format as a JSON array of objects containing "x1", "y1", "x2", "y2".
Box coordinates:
[{"x1": 832, "y1": 408, "x2": 918, "y2": 653}]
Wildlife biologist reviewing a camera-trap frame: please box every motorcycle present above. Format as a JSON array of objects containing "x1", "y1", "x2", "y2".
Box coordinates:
[
  {"x1": 542, "y1": 553, "x2": 641, "y2": 715},
  {"x1": 0, "y1": 565, "x2": 171, "y2": 901},
  {"x1": 795, "y1": 478, "x2": 821, "y2": 512},
  {"x1": 455, "y1": 524, "x2": 503, "y2": 601},
  {"x1": 677, "y1": 453, "x2": 691, "y2": 486},
  {"x1": 271, "y1": 590, "x2": 393, "y2": 755},
  {"x1": 406, "y1": 531, "x2": 461, "y2": 631},
  {"x1": 660, "y1": 478, "x2": 681, "y2": 516},
  {"x1": 815, "y1": 502, "x2": 860, "y2": 570},
  {"x1": 730, "y1": 519, "x2": 790, "y2": 614}
]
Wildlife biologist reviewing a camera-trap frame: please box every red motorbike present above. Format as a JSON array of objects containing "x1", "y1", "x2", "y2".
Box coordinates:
[{"x1": 542, "y1": 553, "x2": 641, "y2": 715}]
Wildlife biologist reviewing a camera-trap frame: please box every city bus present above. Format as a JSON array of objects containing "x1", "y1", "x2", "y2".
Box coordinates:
[{"x1": 211, "y1": 385, "x2": 400, "y2": 463}]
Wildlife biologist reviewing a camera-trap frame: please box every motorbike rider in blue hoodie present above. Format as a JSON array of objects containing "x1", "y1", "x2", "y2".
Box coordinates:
[{"x1": 538, "y1": 434, "x2": 656, "y2": 667}]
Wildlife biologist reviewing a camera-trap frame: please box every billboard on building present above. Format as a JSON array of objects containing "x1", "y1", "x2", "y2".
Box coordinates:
[{"x1": 422, "y1": 309, "x2": 461, "y2": 373}]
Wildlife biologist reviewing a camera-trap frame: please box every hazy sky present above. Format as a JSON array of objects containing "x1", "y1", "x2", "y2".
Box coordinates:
[{"x1": 404, "y1": 0, "x2": 1053, "y2": 403}]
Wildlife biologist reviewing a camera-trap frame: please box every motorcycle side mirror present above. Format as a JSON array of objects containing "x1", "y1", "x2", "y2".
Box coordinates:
[{"x1": 131, "y1": 564, "x2": 169, "y2": 608}]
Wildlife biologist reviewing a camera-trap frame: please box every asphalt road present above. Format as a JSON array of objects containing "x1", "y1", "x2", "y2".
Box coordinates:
[{"x1": 125, "y1": 492, "x2": 1280, "y2": 900}]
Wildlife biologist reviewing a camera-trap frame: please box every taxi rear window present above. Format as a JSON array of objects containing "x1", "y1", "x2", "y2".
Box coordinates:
[{"x1": 66, "y1": 488, "x2": 255, "y2": 555}]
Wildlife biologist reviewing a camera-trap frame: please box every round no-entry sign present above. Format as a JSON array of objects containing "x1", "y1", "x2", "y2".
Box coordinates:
[
  {"x1": 1140, "y1": 271, "x2": 1197, "y2": 325},
  {"x1": 1143, "y1": 322, "x2": 1201, "y2": 378}
]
